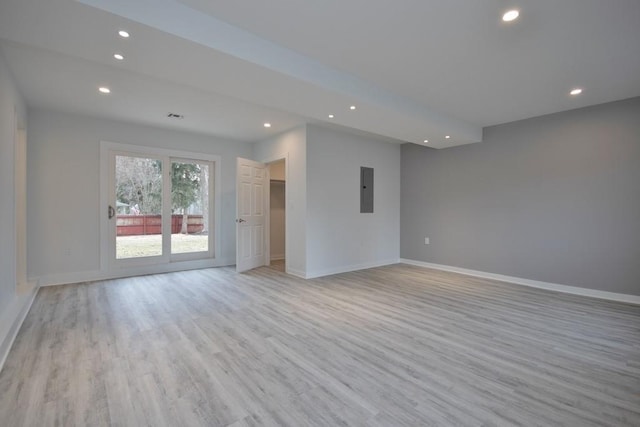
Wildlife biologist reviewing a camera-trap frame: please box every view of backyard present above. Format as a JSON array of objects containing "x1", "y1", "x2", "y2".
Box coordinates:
[
  {"x1": 115, "y1": 154, "x2": 211, "y2": 260},
  {"x1": 116, "y1": 233, "x2": 209, "y2": 258}
]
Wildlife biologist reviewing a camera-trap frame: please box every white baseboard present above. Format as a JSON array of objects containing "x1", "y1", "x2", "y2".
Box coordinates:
[
  {"x1": 0, "y1": 286, "x2": 39, "y2": 373},
  {"x1": 305, "y1": 258, "x2": 398, "y2": 279},
  {"x1": 35, "y1": 257, "x2": 236, "y2": 287},
  {"x1": 286, "y1": 268, "x2": 306, "y2": 279},
  {"x1": 34, "y1": 269, "x2": 104, "y2": 287},
  {"x1": 16, "y1": 280, "x2": 37, "y2": 295},
  {"x1": 270, "y1": 254, "x2": 285, "y2": 261},
  {"x1": 400, "y1": 258, "x2": 640, "y2": 305}
]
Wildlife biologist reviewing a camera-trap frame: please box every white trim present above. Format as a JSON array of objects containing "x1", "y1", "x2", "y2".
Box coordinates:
[
  {"x1": 270, "y1": 254, "x2": 285, "y2": 261},
  {"x1": 16, "y1": 280, "x2": 36, "y2": 295},
  {"x1": 305, "y1": 259, "x2": 398, "y2": 279},
  {"x1": 400, "y1": 259, "x2": 640, "y2": 305},
  {"x1": 0, "y1": 286, "x2": 38, "y2": 373},
  {"x1": 34, "y1": 257, "x2": 235, "y2": 287},
  {"x1": 286, "y1": 268, "x2": 307, "y2": 279},
  {"x1": 259, "y1": 152, "x2": 289, "y2": 274},
  {"x1": 32, "y1": 270, "x2": 103, "y2": 287},
  {"x1": 265, "y1": 164, "x2": 271, "y2": 267},
  {"x1": 14, "y1": 111, "x2": 29, "y2": 295}
]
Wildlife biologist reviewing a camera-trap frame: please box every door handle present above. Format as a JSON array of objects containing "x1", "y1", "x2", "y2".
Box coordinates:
[
  {"x1": 108, "y1": 205, "x2": 115, "y2": 219},
  {"x1": 236, "y1": 218, "x2": 246, "y2": 223}
]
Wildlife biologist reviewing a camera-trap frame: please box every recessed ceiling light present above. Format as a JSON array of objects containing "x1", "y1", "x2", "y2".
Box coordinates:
[
  {"x1": 98, "y1": 87, "x2": 111, "y2": 94},
  {"x1": 118, "y1": 30, "x2": 130, "y2": 38},
  {"x1": 350, "y1": 105, "x2": 356, "y2": 110},
  {"x1": 502, "y1": 9, "x2": 519, "y2": 22},
  {"x1": 328, "y1": 114, "x2": 334, "y2": 119},
  {"x1": 423, "y1": 139, "x2": 429, "y2": 143},
  {"x1": 445, "y1": 135, "x2": 450, "y2": 139},
  {"x1": 264, "y1": 123, "x2": 272, "y2": 128},
  {"x1": 113, "y1": 53, "x2": 124, "y2": 61},
  {"x1": 570, "y1": 88, "x2": 583, "y2": 96}
]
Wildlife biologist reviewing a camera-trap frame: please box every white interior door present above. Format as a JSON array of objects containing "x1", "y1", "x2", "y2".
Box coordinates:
[{"x1": 236, "y1": 157, "x2": 267, "y2": 272}]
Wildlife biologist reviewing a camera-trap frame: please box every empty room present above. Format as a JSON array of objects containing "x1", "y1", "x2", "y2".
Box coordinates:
[{"x1": 1, "y1": 1, "x2": 639, "y2": 426}]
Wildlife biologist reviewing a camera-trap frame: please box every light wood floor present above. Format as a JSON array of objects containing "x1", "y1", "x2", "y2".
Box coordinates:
[
  {"x1": 1, "y1": 264, "x2": 639, "y2": 426},
  {"x1": 268, "y1": 259, "x2": 285, "y2": 272}
]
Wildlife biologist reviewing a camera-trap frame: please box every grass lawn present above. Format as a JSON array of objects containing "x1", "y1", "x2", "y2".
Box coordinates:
[{"x1": 116, "y1": 233, "x2": 209, "y2": 259}]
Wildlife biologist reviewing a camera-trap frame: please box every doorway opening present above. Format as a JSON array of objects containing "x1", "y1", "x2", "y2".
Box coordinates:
[{"x1": 268, "y1": 159, "x2": 286, "y2": 272}]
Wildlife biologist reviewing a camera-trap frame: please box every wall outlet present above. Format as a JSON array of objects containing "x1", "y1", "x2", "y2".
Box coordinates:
[{"x1": 424, "y1": 237, "x2": 430, "y2": 245}]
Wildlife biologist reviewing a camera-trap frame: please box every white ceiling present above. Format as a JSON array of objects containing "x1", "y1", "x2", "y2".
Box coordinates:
[{"x1": 1, "y1": 0, "x2": 639, "y2": 147}]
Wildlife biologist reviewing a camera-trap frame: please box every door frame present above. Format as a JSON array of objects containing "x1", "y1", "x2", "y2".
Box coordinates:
[
  {"x1": 100, "y1": 141, "x2": 222, "y2": 276},
  {"x1": 261, "y1": 153, "x2": 289, "y2": 274},
  {"x1": 13, "y1": 107, "x2": 31, "y2": 294}
]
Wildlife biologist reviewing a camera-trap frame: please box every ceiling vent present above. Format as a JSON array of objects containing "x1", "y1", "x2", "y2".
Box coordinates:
[{"x1": 167, "y1": 112, "x2": 184, "y2": 119}]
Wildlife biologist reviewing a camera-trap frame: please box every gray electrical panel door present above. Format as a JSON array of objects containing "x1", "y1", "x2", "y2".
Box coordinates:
[{"x1": 360, "y1": 167, "x2": 374, "y2": 213}]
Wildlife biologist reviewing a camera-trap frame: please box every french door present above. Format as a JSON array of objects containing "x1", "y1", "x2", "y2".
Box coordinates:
[{"x1": 103, "y1": 143, "x2": 217, "y2": 269}]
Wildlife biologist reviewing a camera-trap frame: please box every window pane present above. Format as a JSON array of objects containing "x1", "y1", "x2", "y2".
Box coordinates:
[
  {"x1": 115, "y1": 155, "x2": 163, "y2": 259},
  {"x1": 171, "y1": 161, "x2": 210, "y2": 254}
]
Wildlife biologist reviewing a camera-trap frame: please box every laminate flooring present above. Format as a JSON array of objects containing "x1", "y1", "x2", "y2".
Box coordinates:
[
  {"x1": 0, "y1": 264, "x2": 639, "y2": 426},
  {"x1": 268, "y1": 259, "x2": 285, "y2": 273}
]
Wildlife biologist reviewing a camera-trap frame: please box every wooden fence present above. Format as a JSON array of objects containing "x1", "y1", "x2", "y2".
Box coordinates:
[{"x1": 116, "y1": 214, "x2": 204, "y2": 236}]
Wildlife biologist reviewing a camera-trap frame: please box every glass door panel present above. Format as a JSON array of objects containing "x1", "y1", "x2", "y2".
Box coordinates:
[
  {"x1": 115, "y1": 155, "x2": 163, "y2": 259},
  {"x1": 170, "y1": 160, "x2": 211, "y2": 255}
]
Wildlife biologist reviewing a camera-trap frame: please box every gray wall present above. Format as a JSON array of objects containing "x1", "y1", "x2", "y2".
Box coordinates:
[{"x1": 401, "y1": 97, "x2": 640, "y2": 295}]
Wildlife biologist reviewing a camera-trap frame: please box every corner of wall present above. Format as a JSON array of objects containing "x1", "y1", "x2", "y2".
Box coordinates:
[
  {"x1": 253, "y1": 124, "x2": 309, "y2": 277},
  {"x1": 0, "y1": 285, "x2": 38, "y2": 373},
  {"x1": 0, "y1": 43, "x2": 31, "y2": 374}
]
